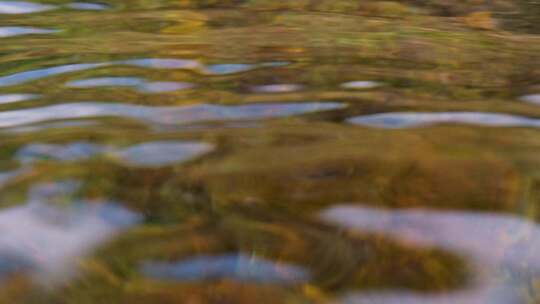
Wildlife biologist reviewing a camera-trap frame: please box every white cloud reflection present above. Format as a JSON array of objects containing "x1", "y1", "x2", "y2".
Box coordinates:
[
  {"x1": 320, "y1": 205, "x2": 540, "y2": 304},
  {"x1": 0, "y1": 181, "x2": 140, "y2": 285}
]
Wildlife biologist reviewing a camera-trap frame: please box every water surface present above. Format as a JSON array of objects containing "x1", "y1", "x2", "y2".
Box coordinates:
[{"x1": 0, "y1": 0, "x2": 540, "y2": 303}]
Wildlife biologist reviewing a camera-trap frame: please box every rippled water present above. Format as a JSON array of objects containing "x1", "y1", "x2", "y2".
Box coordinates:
[{"x1": 0, "y1": 0, "x2": 540, "y2": 303}]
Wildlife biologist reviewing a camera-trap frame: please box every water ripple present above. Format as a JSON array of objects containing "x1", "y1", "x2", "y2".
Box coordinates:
[
  {"x1": 66, "y1": 77, "x2": 143, "y2": 88},
  {"x1": 0, "y1": 101, "x2": 345, "y2": 128},
  {"x1": 15, "y1": 140, "x2": 214, "y2": 167},
  {"x1": 7, "y1": 121, "x2": 97, "y2": 133},
  {"x1": 0, "y1": 169, "x2": 23, "y2": 188},
  {"x1": 138, "y1": 81, "x2": 194, "y2": 93},
  {"x1": 0, "y1": 26, "x2": 58, "y2": 38},
  {"x1": 205, "y1": 63, "x2": 254, "y2": 75},
  {"x1": 0, "y1": 181, "x2": 140, "y2": 285},
  {"x1": 66, "y1": 2, "x2": 108, "y2": 11},
  {"x1": 0, "y1": 1, "x2": 56, "y2": 14},
  {"x1": 66, "y1": 77, "x2": 195, "y2": 93},
  {"x1": 112, "y1": 141, "x2": 214, "y2": 167},
  {"x1": 0, "y1": 59, "x2": 196, "y2": 87},
  {"x1": 321, "y1": 205, "x2": 540, "y2": 304},
  {"x1": 0, "y1": 59, "x2": 289, "y2": 87},
  {"x1": 348, "y1": 112, "x2": 540, "y2": 129},
  {"x1": 0, "y1": 63, "x2": 107, "y2": 87},
  {"x1": 340, "y1": 81, "x2": 381, "y2": 90},
  {"x1": 520, "y1": 94, "x2": 540, "y2": 105},
  {"x1": 0, "y1": 93, "x2": 38, "y2": 104},
  {"x1": 16, "y1": 142, "x2": 106, "y2": 163},
  {"x1": 141, "y1": 254, "x2": 310, "y2": 284},
  {"x1": 251, "y1": 84, "x2": 304, "y2": 93},
  {"x1": 121, "y1": 58, "x2": 200, "y2": 70}
]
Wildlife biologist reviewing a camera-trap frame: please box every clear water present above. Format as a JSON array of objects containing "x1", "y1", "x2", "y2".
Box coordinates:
[{"x1": 0, "y1": 0, "x2": 540, "y2": 303}]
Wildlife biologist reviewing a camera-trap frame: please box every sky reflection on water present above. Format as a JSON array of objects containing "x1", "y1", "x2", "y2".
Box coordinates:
[
  {"x1": 348, "y1": 112, "x2": 540, "y2": 129},
  {"x1": 141, "y1": 254, "x2": 310, "y2": 284},
  {"x1": 66, "y1": 77, "x2": 143, "y2": 88},
  {"x1": 204, "y1": 64, "x2": 254, "y2": 75},
  {"x1": 66, "y1": 77, "x2": 194, "y2": 93},
  {"x1": 0, "y1": 181, "x2": 140, "y2": 285},
  {"x1": 340, "y1": 81, "x2": 381, "y2": 90},
  {"x1": 0, "y1": 170, "x2": 22, "y2": 188},
  {"x1": 251, "y1": 84, "x2": 304, "y2": 93},
  {"x1": 0, "y1": 63, "x2": 108, "y2": 87},
  {"x1": 137, "y1": 81, "x2": 194, "y2": 93},
  {"x1": 6, "y1": 121, "x2": 98, "y2": 134},
  {"x1": 0, "y1": 59, "x2": 287, "y2": 87},
  {"x1": 0, "y1": 1, "x2": 55, "y2": 14},
  {"x1": 0, "y1": 27, "x2": 58, "y2": 38},
  {"x1": 111, "y1": 141, "x2": 214, "y2": 167},
  {"x1": 15, "y1": 140, "x2": 214, "y2": 167},
  {"x1": 521, "y1": 94, "x2": 540, "y2": 105},
  {"x1": 0, "y1": 101, "x2": 345, "y2": 128},
  {"x1": 321, "y1": 205, "x2": 540, "y2": 304},
  {"x1": 0, "y1": 94, "x2": 38, "y2": 104},
  {"x1": 65, "y1": 2, "x2": 109, "y2": 11},
  {"x1": 120, "y1": 58, "x2": 200, "y2": 70},
  {"x1": 0, "y1": 1, "x2": 108, "y2": 14},
  {"x1": 16, "y1": 142, "x2": 106, "y2": 163}
]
